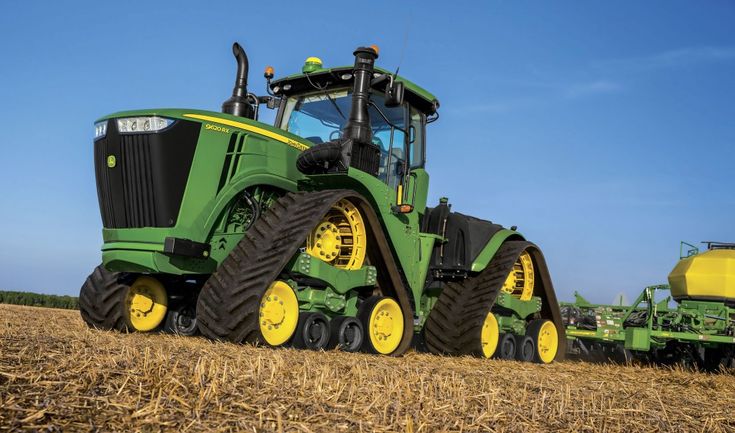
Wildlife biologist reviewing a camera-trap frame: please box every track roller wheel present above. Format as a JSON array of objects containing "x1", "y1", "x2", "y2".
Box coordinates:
[
  {"x1": 495, "y1": 333, "x2": 517, "y2": 359},
  {"x1": 480, "y1": 312, "x2": 500, "y2": 358},
  {"x1": 359, "y1": 296, "x2": 404, "y2": 355},
  {"x1": 292, "y1": 312, "x2": 330, "y2": 350},
  {"x1": 527, "y1": 319, "x2": 559, "y2": 364},
  {"x1": 125, "y1": 276, "x2": 168, "y2": 332},
  {"x1": 327, "y1": 316, "x2": 364, "y2": 352},
  {"x1": 164, "y1": 305, "x2": 199, "y2": 336},
  {"x1": 259, "y1": 281, "x2": 299, "y2": 346},
  {"x1": 514, "y1": 335, "x2": 535, "y2": 362}
]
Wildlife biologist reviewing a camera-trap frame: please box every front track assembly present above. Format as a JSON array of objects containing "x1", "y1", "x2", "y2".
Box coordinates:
[{"x1": 195, "y1": 189, "x2": 415, "y2": 355}]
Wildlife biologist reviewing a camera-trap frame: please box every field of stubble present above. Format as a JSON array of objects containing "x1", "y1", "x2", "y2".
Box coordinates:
[{"x1": 2, "y1": 304, "x2": 735, "y2": 433}]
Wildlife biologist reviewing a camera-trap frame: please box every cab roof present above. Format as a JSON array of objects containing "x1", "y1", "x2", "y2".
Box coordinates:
[{"x1": 270, "y1": 65, "x2": 440, "y2": 115}]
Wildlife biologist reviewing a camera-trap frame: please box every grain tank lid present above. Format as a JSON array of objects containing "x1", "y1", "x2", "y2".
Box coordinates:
[
  {"x1": 668, "y1": 248, "x2": 735, "y2": 302},
  {"x1": 704, "y1": 241, "x2": 735, "y2": 251}
]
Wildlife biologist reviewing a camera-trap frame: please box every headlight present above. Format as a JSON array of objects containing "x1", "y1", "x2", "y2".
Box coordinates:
[
  {"x1": 94, "y1": 121, "x2": 107, "y2": 140},
  {"x1": 116, "y1": 116, "x2": 175, "y2": 134}
]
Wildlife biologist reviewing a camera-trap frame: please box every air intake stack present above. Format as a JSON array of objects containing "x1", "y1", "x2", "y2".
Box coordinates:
[
  {"x1": 342, "y1": 46, "x2": 378, "y2": 145},
  {"x1": 222, "y1": 42, "x2": 255, "y2": 119}
]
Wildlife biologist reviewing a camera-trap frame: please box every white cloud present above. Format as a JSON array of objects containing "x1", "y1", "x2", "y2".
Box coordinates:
[
  {"x1": 564, "y1": 80, "x2": 622, "y2": 99},
  {"x1": 453, "y1": 98, "x2": 541, "y2": 114},
  {"x1": 450, "y1": 79, "x2": 621, "y2": 114},
  {"x1": 600, "y1": 46, "x2": 735, "y2": 71}
]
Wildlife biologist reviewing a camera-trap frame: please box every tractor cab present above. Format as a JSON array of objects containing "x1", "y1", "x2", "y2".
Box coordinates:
[
  {"x1": 266, "y1": 50, "x2": 505, "y2": 277},
  {"x1": 268, "y1": 57, "x2": 439, "y2": 190}
]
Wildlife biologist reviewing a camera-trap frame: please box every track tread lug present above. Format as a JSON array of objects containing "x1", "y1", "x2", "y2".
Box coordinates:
[{"x1": 79, "y1": 264, "x2": 131, "y2": 332}]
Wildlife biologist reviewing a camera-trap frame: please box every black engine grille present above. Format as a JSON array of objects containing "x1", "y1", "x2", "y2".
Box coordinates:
[
  {"x1": 120, "y1": 134, "x2": 156, "y2": 227},
  {"x1": 94, "y1": 119, "x2": 201, "y2": 229}
]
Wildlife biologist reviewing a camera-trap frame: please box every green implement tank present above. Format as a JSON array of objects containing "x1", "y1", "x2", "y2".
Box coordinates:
[{"x1": 80, "y1": 42, "x2": 564, "y2": 361}]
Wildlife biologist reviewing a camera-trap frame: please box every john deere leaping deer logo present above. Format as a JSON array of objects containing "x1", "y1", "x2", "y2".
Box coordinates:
[{"x1": 106, "y1": 155, "x2": 116, "y2": 168}]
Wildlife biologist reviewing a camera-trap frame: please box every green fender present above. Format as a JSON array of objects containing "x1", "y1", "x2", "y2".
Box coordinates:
[
  {"x1": 470, "y1": 229, "x2": 525, "y2": 273},
  {"x1": 200, "y1": 172, "x2": 299, "y2": 238}
]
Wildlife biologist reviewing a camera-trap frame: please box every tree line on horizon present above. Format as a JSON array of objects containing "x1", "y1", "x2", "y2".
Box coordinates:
[{"x1": 0, "y1": 290, "x2": 79, "y2": 310}]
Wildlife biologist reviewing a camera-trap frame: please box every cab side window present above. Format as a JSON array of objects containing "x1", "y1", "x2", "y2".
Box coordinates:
[
  {"x1": 369, "y1": 101, "x2": 407, "y2": 189},
  {"x1": 373, "y1": 127, "x2": 406, "y2": 189},
  {"x1": 409, "y1": 109, "x2": 425, "y2": 169}
]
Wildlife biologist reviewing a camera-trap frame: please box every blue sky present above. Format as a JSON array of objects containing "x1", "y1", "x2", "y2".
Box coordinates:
[{"x1": 0, "y1": 1, "x2": 733, "y2": 303}]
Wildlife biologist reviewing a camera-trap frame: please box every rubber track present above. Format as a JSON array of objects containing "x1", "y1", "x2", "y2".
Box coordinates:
[
  {"x1": 196, "y1": 189, "x2": 410, "y2": 346},
  {"x1": 79, "y1": 265, "x2": 130, "y2": 331},
  {"x1": 424, "y1": 241, "x2": 535, "y2": 356}
]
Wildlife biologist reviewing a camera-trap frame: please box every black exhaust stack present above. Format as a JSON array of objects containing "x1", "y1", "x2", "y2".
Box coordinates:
[
  {"x1": 297, "y1": 46, "x2": 381, "y2": 176},
  {"x1": 222, "y1": 42, "x2": 255, "y2": 119}
]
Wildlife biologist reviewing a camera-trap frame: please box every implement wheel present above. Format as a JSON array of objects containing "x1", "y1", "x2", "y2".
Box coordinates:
[
  {"x1": 359, "y1": 296, "x2": 404, "y2": 355},
  {"x1": 527, "y1": 319, "x2": 559, "y2": 364}
]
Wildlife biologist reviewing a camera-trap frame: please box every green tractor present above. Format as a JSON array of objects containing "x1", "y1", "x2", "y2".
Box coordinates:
[{"x1": 80, "y1": 42, "x2": 564, "y2": 362}]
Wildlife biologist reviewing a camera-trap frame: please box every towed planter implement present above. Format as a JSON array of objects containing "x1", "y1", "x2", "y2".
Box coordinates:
[{"x1": 563, "y1": 242, "x2": 735, "y2": 369}]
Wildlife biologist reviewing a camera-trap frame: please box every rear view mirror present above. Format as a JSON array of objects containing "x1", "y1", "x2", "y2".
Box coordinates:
[
  {"x1": 266, "y1": 97, "x2": 280, "y2": 110},
  {"x1": 384, "y1": 80, "x2": 404, "y2": 107}
]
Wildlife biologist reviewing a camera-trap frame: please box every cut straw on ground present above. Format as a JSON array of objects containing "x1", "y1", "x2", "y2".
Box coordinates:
[{"x1": 2, "y1": 304, "x2": 735, "y2": 432}]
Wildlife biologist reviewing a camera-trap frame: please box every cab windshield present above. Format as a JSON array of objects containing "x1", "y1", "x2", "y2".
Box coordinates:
[{"x1": 279, "y1": 88, "x2": 410, "y2": 187}]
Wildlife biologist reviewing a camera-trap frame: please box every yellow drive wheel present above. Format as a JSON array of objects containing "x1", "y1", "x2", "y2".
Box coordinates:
[
  {"x1": 359, "y1": 296, "x2": 404, "y2": 355},
  {"x1": 125, "y1": 276, "x2": 168, "y2": 332},
  {"x1": 480, "y1": 312, "x2": 500, "y2": 358},
  {"x1": 259, "y1": 280, "x2": 299, "y2": 346},
  {"x1": 306, "y1": 199, "x2": 366, "y2": 270},
  {"x1": 527, "y1": 319, "x2": 559, "y2": 364},
  {"x1": 502, "y1": 250, "x2": 535, "y2": 301}
]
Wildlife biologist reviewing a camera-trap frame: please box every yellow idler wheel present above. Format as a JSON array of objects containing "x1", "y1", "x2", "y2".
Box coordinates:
[
  {"x1": 501, "y1": 250, "x2": 535, "y2": 301},
  {"x1": 125, "y1": 276, "x2": 168, "y2": 332},
  {"x1": 358, "y1": 296, "x2": 404, "y2": 355},
  {"x1": 306, "y1": 199, "x2": 366, "y2": 270},
  {"x1": 480, "y1": 312, "x2": 500, "y2": 358},
  {"x1": 527, "y1": 319, "x2": 559, "y2": 364},
  {"x1": 259, "y1": 280, "x2": 299, "y2": 346}
]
